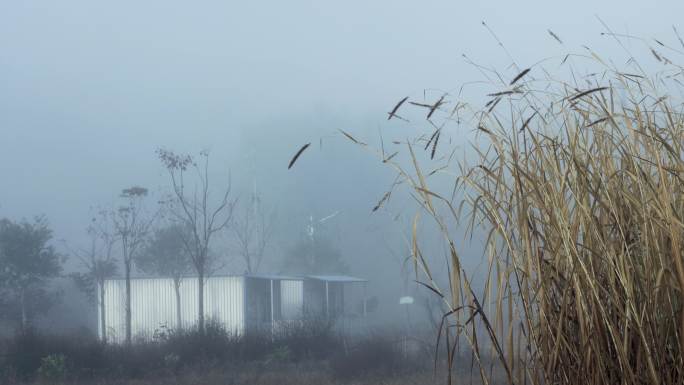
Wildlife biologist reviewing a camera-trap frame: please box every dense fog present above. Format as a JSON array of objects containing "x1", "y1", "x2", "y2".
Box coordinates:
[{"x1": 1, "y1": 0, "x2": 683, "y2": 364}]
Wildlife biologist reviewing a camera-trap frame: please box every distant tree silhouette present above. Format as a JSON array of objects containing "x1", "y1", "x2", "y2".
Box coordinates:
[
  {"x1": 0, "y1": 216, "x2": 64, "y2": 331},
  {"x1": 281, "y1": 236, "x2": 348, "y2": 275},
  {"x1": 136, "y1": 223, "x2": 191, "y2": 329},
  {"x1": 69, "y1": 212, "x2": 118, "y2": 343},
  {"x1": 230, "y1": 192, "x2": 275, "y2": 274}
]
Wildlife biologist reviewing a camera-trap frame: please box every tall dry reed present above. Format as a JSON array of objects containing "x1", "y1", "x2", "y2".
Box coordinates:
[{"x1": 365, "y1": 40, "x2": 684, "y2": 384}]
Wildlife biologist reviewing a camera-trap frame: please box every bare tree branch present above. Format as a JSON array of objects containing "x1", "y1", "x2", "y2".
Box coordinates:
[{"x1": 156, "y1": 148, "x2": 235, "y2": 333}]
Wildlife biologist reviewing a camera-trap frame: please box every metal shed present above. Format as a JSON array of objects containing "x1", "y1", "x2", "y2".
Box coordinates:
[
  {"x1": 243, "y1": 274, "x2": 304, "y2": 334},
  {"x1": 99, "y1": 274, "x2": 366, "y2": 343},
  {"x1": 304, "y1": 275, "x2": 368, "y2": 332},
  {"x1": 100, "y1": 276, "x2": 241, "y2": 343}
]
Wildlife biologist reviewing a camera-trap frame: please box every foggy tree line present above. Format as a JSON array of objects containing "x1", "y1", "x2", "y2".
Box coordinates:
[
  {"x1": 0, "y1": 216, "x2": 63, "y2": 332},
  {"x1": 0, "y1": 149, "x2": 348, "y2": 342}
]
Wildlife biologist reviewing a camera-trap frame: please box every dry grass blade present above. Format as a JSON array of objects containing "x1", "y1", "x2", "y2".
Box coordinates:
[
  {"x1": 487, "y1": 97, "x2": 502, "y2": 112},
  {"x1": 488, "y1": 90, "x2": 523, "y2": 97},
  {"x1": 674, "y1": 25, "x2": 684, "y2": 49},
  {"x1": 383, "y1": 151, "x2": 399, "y2": 163},
  {"x1": 415, "y1": 279, "x2": 445, "y2": 298},
  {"x1": 428, "y1": 95, "x2": 446, "y2": 119},
  {"x1": 548, "y1": 29, "x2": 563, "y2": 44},
  {"x1": 568, "y1": 86, "x2": 608, "y2": 101},
  {"x1": 372, "y1": 191, "x2": 391, "y2": 212},
  {"x1": 410, "y1": 101, "x2": 432, "y2": 108},
  {"x1": 338, "y1": 129, "x2": 367, "y2": 146},
  {"x1": 287, "y1": 143, "x2": 311, "y2": 169},
  {"x1": 585, "y1": 116, "x2": 609, "y2": 127},
  {"x1": 424, "y1": 128, "x2": 441, "y2": 151},
  {"x1": 651, "y1": 48, "x2": 663, "y2": 62},
  {"x1": 431, "y1": 129, "x2": 441, "y2": 160},
  {"x1": 510, "y1": 68, "x2": 531, "y2": 85},
  {"x1": 618, "y1": 72, "x2": 645, "y2": 79},
  {"x1": 520, "y1": 112, "x2": 537, "y2": 132},
  {"x1": 388, "y1": 96, "x2": 409, "y2": 120},
  {"x1": 410, "y1": 95, "x2": 446, "y2": 119}
]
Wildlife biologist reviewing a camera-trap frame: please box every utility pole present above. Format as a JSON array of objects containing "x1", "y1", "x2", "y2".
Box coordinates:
[
  {"x1": 306, "y1": 211, "x2": 340, "y2": 270},
  {"x1": 253, "y1": 179, "x2": 260, "y2": 257},
  {"x1": 307, "y1": 215, "x2": 315, "y2": 266}
]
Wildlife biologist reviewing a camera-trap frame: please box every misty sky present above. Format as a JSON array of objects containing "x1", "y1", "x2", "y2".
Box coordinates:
[{"x1": 2, "y1": 0, "x2": 683, "y2": 286}]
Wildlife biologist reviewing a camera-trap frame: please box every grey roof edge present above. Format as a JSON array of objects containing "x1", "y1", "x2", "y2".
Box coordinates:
[
  {"x1": 105, "y1": 273, "x2": 365, "y2": 282},
  {"x1": 244, "y1": 273, "x2": 302, "y2": 281},
  {"x1": 306, "y1": 275, "x2": 368, "y2": 282},
  {"x1": 104, "y1": 273, "x2": 301, "y2": 282}
]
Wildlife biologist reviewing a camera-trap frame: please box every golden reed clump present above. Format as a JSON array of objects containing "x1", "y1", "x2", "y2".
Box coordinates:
[{"x1": 365, "y1": 41, "x2": 684, "y2": 384}]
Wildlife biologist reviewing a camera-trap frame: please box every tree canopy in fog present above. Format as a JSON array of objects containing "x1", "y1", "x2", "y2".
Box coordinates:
[
  {"x1": 0, "y1": 217, "x2": 64, "y2": 330},
  {"x1": 136, "y1": 223, "x2": 191, "y2": 280},
  {"x1": 281, "y1": 236, "x2": 348, "y2": 275},
  {"x1": 137, "y1": 223, "x2": 191, "y2": 329}
]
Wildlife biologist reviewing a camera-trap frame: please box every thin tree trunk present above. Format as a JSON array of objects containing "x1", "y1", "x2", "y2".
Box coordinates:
[
  {"x1": 174, "y1": 278, "x2": 182, "y2": 330},
  {"x1": 198, "y1": 270, "x2": 205, "y2": 334},
  {"x1": 100, "y1": 280, "x2": 107, "y2": 343},
  {"x1": 125, "y1": 261, "x2": 132, "y2": 344}
]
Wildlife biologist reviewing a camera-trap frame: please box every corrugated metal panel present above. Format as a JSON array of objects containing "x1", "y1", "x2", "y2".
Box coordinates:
[
  {"x1": 97, "y1": 284, "x2": 102, "y2": 340},
  {"x1": 102, "y1": 279, "x2": 126, "y2": 344},
  {"x1": 204, "y1": 276, "x2": 244, "y2": 335},
  {"x1": 280, "y1": 280, "x2": 303, "y2": 320},
  {"x1": 130, "y1": 278, "x2": 177, "y2": 340},
  {"x1": 101, "y1": 276, "x2": 245, "y2": 343},
  {"x1": 178, "y1": 278, "x2": 199, "y2": 329},
  {"x1": 101, "y1": 275, "x2": 376, "y2": 342}
]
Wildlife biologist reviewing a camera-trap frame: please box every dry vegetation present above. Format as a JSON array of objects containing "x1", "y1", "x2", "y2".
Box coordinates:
[
  {"x1": 367, "y1": 32, "x2": 684, "y2": 385},
  {"x1": 0, "y1": 322, "x2": 435, "y2": 384}
]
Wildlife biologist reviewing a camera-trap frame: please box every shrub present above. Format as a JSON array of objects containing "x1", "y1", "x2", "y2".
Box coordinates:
[
  {"x1": 37, "y1": 354, "x2": 67, "y2": 382},
  {"x1": 276, "y1": 320, "x2": 340, "y2": 361},
  {"x1": 329, "y1": 334, "x2": 416, "y2": 380},
  {"x1": 264, "y1": 346, "x2": 291, "y2": 364},
  {"x1": 2, "y1": 328, "x2": 164, "y2": 380}
]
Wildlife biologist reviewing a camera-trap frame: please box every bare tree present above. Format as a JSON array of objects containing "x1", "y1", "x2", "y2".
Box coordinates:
[
  {"x1": 231, "y1": 191, "x2": 275, "y2": 274},
  {"x1": 111, "y1": 186, "x2": 157, "y2": 344},
  {"x1": 157, "y1": 149, "x2": 235, "y2": 333},
  {"x1": 69, "y1": 212, "x2": 118, "y2": 343}
]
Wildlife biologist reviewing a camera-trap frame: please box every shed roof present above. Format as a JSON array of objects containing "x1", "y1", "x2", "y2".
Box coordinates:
[
  {"x1": 105, "y1": 274, "x2": 365, "y2": 283},
  {"x1": 245, "y1": 273, "x2": 303, "y2": 281},
  {"x1": 307, "y1": 275, "x2": 367, "y2": 283}
]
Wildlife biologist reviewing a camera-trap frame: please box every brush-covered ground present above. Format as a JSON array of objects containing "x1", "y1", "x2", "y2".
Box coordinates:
[
  {"x1": 0, "y1": 321, "x2": 474, "y2": 385},
  {"x1": 14, "y1": 365, "x2": 439, "y2": 385}
]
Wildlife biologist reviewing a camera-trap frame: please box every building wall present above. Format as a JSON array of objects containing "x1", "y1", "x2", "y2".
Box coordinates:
[
  {"x1": 202, "y1": 276, "x2": 245, "y2": 334},
  {"x1": 244, "y1": 278, "x2": 273, "y2": 332},
  {"x1": 99, "y1": 276, "x2": 368, "y2": 342},
  {"x1": 101, "y1": 279, "x2": 127, "y2": 343},
  {"x1": 101, "y1": 276, "x2": 245, "y2": 343},
  {"x1": 280, "y1": 280, "x2": 303, "y2": 320}
]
